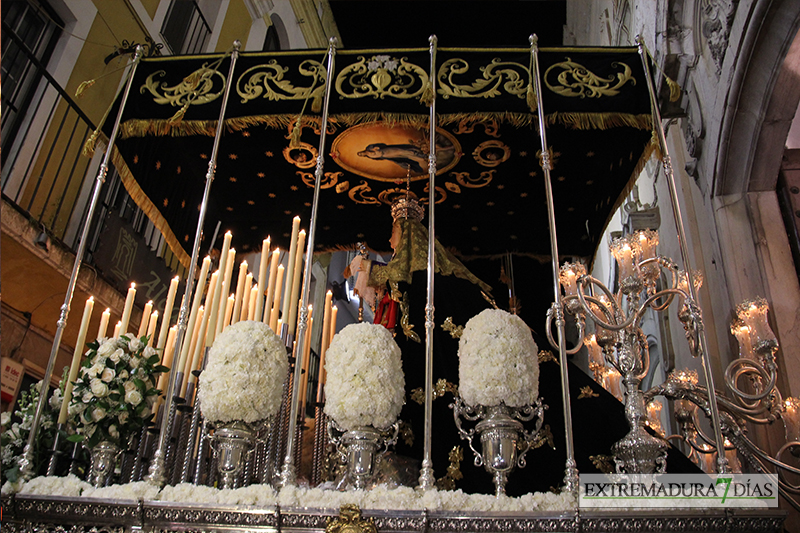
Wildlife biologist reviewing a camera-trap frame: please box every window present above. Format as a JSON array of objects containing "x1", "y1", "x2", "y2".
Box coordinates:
[
  {"x1": 1, "y1": 0, "x2": 62, "y2": 156},
  {"x1": 161, "y1": 0, "x2": 211, "y2": 55}
]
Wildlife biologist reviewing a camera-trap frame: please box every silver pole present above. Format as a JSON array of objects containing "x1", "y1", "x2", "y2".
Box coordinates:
[
  {"x1": 146, "y1": 41, "x2": 242, "y2": 485},
  {"x1": 278, "y1": 36, "x2": 338, "y2": 487},
  {"x1": 636, "y1": 37, "x2": 728, "y2": 472},
  {"x1": 530, "y1": 34, "x2": 579, "y2": 492},
  {"x1": 418, "y1": 34, "x2": 438, "y2": 491},
  {"x1": 19, "y1": 46, "x2": 145, "y2": 481}
]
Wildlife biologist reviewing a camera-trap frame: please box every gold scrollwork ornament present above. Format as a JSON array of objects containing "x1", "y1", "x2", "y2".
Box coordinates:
[
  {"x1": 326, "y1": 504, "x2": 377, "y2": 533},
  {"x1": 452, "y1": 170, "x2": 494, "y2": 189},
  {"x1": 141, "y1": 65, "x2": 226, "y2": 107},
  {"x1": 438, "y1": 57, "x2": 529, "y2": 99},
  {"x1": 348, "y1": 181, "x2": 382, "y2": 205},
  {"x1": 298, "y1": 171, "x2": 341, "y2": 189},
  {"x1": 283, "y1": 142, "x2": 318, "y2": 169},
  {"x1": 544, "y1": 58, "x2": 635, "y2": 98},
  {"x1": 472, "y1": 140, "x2": 510, "y2": 167},
  {"x1": 336, "y1": 55, "x2": 428, "y2": 100},
  {"x1": 237, "y1": 59, "x2": 327, "y2": 110}
]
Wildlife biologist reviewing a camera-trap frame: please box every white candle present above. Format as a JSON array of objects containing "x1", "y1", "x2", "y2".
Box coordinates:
[
  {"x1": 232, "y1": 260, "x2": 249, "y2": 326},
  {"x1": 120, "y1": 283, "x2": 136, "y2": 336},
  {"x1": 154, "y1": 325, "x2": 177, "y2": 415},
  {"x1": 241, "y1": 273, "x2": 253, "y2": 322},
  {"x1": 97, "y1": 308, "x2": 111, "y2": 339},
  {"x1": 138, "y1": 300, "x2": 153, "y2": 338},
  {"x1": 58, "y1": 296, "x2": 94, "y2": 424},
  {"x1": 269, "y1": 264, "x2": 285, "y2": 332},
  {"x1": 146, "y1": 310, "x2": 159, "y2": 346},
  {"x1": 113, "y1": 320, "x2": 122, "y2": 338},
  {"x1": 213, "y1": 232, "x2": 233, "y2": 334},
  {"x1": 264, "y1": 249, "x2": 281, "y2": 324},
  {"x1": 182, "y1": 306, "x2": 204, "y2": 397},
  {"x1": 203, "y1": 271, "x2": 220, "y2": 347},
  {"x1": 248, "y1": 284, "x2": 258, "y2": 321},
  {"x1": 330, "y1": 305, "x2": 338, "y2": 345},
  {"x1": 157, "y1": 276, "x2": 180, "y2": 351},
  {"x1": 176, "y1": 256, "x2": 211, "y2": 378},
  {"x1": 224, "y1": 293, "x2": 235, "y2": 329},
  {"x1": 255, "y1": 237, "x2": 270, "y2": 322},
  {"x1": 281, "y1": 217, "x2": 302, "y2": 332},
  {"x1": 217, "y1": 248, "x2": 237, "y2": 336},
  {"x1": 287, "y1": 230, "x2": 306, "y2": 336}
]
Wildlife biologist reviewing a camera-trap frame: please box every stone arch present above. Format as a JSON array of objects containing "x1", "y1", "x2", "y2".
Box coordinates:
[{"x1": 714, "y1": 0, "x2": 800, "y2": 195}]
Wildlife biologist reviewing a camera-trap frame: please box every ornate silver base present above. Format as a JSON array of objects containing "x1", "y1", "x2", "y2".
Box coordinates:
[
  {"x1": 452, "y1": 399, "x2": 545, "y2": 497},
  {"x1": 1, "y1": 494, "x2": 787, "y2": 533},
  {"x1": 87, "y1": 441, "x2": 121, "y2": 488},
  {"x1": 210, "y1": 420, "x2": 256, "y2": 489}
]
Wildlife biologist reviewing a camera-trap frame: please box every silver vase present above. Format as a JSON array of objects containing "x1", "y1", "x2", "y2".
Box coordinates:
[
  {"x1": 210, "y1": 420, "x2": 256, "y2": 489},
  {"x1": 329, "y1": 420, "x2": 399, "y2": 490},
  {"x1": 453, "y1": 398, "x2": 544, "y2": 496},
  {"x1": 87, "y1": 441, "x2": 121, "y2": 488}
]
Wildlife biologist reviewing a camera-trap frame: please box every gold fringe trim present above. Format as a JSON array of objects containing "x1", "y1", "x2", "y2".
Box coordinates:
[
  {"x1": 109, "y1": 145, "x2": 192, "y2": 268},
  {"x1": 545, "y1": 112, "x2": 652, "y2": 131},
  {"x1": 114, "y1": 110, "x2": 652, "y2": 140}
]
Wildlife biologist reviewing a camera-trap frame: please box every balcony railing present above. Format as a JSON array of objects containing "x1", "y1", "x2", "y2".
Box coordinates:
[{"x1": 1, "y1": 22, "x2": 98, "y2": 251}]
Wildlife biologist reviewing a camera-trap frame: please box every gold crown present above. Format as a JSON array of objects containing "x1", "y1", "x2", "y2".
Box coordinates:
[{"x1": 391, "y1": 196, "x2": 425, "y2": 223}]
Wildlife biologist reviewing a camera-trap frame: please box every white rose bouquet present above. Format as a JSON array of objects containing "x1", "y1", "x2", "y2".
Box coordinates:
[
  {"x1": 68, "y1": 335, "x2": 165, "y2": 449},
  {"x1": 458, "y1": 309, "x2": 539, "y2": 407},
  {"x1": 324, "y1": 323, "x2": 405, "y2": 430},
  {"x1": 199, "y1": 321, "x2": 288, "y2": 423}
]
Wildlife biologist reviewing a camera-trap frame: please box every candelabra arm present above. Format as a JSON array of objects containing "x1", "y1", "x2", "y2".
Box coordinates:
[
  {"x1": 545, "y1": 302, "x2": 585, "y2": 355},
  {"x1": 451, "y1": 397, "x2": 484, "y2": 467}
]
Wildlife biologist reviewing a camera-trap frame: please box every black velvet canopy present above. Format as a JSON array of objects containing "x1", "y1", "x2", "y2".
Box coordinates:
[{"x1": 101, "y1": 45, "x2": 656, "y2": 268}]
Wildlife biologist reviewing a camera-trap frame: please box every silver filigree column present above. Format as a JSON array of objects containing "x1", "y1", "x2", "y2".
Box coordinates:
[
  {"x1": 530, "y1": 34, "x2": 580, "y2": 492},
  {"x1": 636, "y1": 37, "x2": 728, "y2": 473},
  {"x1": 418, "y1": 34, "x2": 439, "y2": 491},
  {"x1": 277, "y1": 36, "x2": 338, "y2": 488},
  {"x1": 146, "y1": 41, "x2": 241, "y2": 486},
  {"x1": 20, "y1": 46, "x2": 144, "y2": 481}
]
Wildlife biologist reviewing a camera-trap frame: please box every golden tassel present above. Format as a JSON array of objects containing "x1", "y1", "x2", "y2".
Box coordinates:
[
  {"x1": 75, "y1": 80, "x2": 96, "y2": 99},
  {"x1": 666, "y1": 76, "x2": 681, "y2": 102},
  {"x1": 82, "y1": 129, "x2": 99, "y2": 157},
  {"x1": 167, "y1": 102, "x2": 190, "y2": 125},
  {"x1": 289, "y1": 117, "x2": 302, "y2": 148},
  {"x1": 526, "y1": 83, "x2": 537, "y2": 113},
  {"x1": 420, "y1": 80, "x2": 434, "y2": 107}
]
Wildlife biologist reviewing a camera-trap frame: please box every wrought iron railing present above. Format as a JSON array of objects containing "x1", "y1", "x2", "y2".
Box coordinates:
[{"x1": 1, "y1": 22, "x2": 98, "y2": 251}]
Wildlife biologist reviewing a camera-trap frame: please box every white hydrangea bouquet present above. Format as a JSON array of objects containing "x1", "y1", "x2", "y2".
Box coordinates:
[
  {"x1": 458, "y1": 309, "x2": 539, "y2": 408},
  {"x1": 68, "y1": 335, "x2": 165, "y2": 449},
  {"x1": 324, "y1": 322, "x2": 405, "y2": 430},
  {"x1": 199, "y1": 320, "x2": 288, "y2": 423}
]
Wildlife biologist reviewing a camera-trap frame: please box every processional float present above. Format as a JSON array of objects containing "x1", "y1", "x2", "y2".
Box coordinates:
[{"x1": 21, "y1": 32, "x2": 774, "y2": 507}]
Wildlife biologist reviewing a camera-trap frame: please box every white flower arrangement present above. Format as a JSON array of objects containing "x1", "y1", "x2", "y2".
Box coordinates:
[
  {"x1": 68, "y1": 335, "x2": 164, "y2": 449},
  {"x1": 458, "y1": 309, "x2": 539, "y2": 408},
  {"x1": 199, "y1": 321, "x2": 288, "y2": 424},
  {"x1": 323, "y1": 323, "x2": 405, "y2": 431}
]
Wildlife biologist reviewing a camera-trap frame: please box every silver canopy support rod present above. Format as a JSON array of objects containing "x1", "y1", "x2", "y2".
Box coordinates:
[
  {"x1": 278, "y1": 36, "x2": 338, "y2": 488},
  {"x1": 18, "y1": 46, "x2": 145, "y2": 481},
  {"x1": 530, "y1": 34, "x2": 580, "y2": 493},
  {"x1": 418, "y1": 34, "x2": 439, "y2": 491},
  {"x1": 146, "y1": 41, "x2": 242, "y2": 486},
  {"x1": 636, "y1": 36, "x2": 728, "y2": 473}
]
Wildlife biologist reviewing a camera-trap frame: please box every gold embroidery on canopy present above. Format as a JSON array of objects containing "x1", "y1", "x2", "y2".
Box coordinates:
[
  {"x1": 544, "y1": 59, "x2": 635, "y2": 98},
  {"x1": 236, "y1": 59, "x2": 327, "y2": 110},
  {"x1": 336, "y1": 55, "x2": 429, "y2": 100},
  {"x1": 141, "y1": 65, "x2": 226, "y2": 111},
  {"x1": 437, "y1": 57, "x2": 529, "y2": 99}
]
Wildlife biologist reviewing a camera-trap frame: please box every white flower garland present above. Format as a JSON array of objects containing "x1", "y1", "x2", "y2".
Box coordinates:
[
  {"x1": 199, "y1": 321, "x2": 288, "y2": 423},
  {"x1": 8, "y1": 477, "x2": 577, "y2": 512},
  {"x1": 324, "y1": 323, "x2": 405, "y2": 431},
  {"x1": 458, "y1": 309, "x2": 539, "y2": 407}
]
